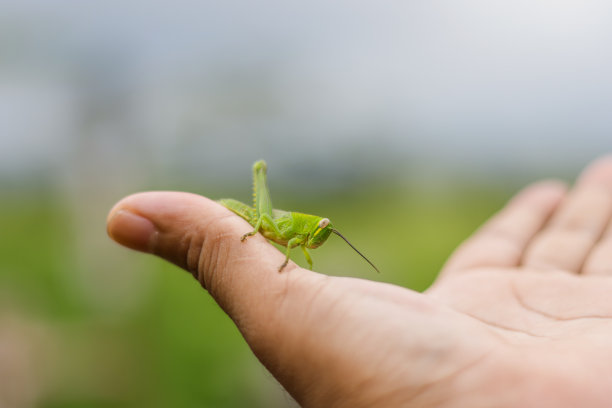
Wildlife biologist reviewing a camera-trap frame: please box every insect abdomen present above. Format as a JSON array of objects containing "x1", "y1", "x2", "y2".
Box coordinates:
[{"x1": 218, "y1": 199, "x2": 256, "y2": 224}]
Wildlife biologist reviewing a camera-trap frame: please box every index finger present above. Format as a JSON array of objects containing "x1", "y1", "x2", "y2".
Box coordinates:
[{"x1": 439, "y1": 181, "x2": 567, "y2": 277}]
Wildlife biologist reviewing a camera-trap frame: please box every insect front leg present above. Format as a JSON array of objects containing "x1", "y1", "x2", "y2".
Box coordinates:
[
  {"x1": 300, "y1": 245, "x2": 313, "y2": 270},
  {"x1": 279, "y1": 236, "x2": 304, "y2": 272}
]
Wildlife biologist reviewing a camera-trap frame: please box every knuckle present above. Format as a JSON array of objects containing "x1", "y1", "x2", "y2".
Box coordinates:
[{"x1": 185, "y1": 215, "x2": 237, "y2": 293}]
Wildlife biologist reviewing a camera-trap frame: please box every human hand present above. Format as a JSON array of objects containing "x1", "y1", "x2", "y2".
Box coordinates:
[{"x1": 107, "y1": 157, "x2": 612, "y2": 407}]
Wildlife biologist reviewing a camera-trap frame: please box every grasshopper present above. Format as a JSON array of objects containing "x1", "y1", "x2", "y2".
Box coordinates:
[{"x1": 219, "y1": 160, "x2": 379, "y2": 273}]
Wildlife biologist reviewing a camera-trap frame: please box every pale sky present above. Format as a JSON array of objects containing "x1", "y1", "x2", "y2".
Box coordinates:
[{"x1": 1, "y1": 0, "x2": 611, "y2": 181}]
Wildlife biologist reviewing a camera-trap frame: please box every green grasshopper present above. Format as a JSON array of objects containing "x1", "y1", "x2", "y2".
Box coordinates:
[{"x1": 219, "y1": 160, "x2": 379, "y2": 273}]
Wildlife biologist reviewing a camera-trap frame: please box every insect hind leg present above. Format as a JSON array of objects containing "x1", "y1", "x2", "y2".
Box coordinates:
[{"x1": 240, "y1": 213, "x2": 283, "y2": 241}]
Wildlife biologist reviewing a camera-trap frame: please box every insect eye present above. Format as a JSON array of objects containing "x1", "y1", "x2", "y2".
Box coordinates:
[{"x1": 318, "y1": 218, "x2": 330, "y2": 228}]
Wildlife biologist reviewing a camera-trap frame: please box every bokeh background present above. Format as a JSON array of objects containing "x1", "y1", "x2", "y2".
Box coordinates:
[{"x1": 2, "y1": 1, "x2": 612, "y2": 407}]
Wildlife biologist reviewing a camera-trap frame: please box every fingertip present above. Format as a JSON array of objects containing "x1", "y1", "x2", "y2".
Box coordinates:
[
  {"x1": 510, "y1": 180, "x2": 567, "y2": 207},
  {"x1": 105, "y1": 191, "x2": 238, "y2": 259},
  {"x1": 107, "y1": 209, "x2": 157, "y2": 253},
  {"x1": 577, "y1": 155, "x2": 612, "y2": 187},
  {"x1": 105, "y1": 191, "x2": 293, "y2": 281},
  {"x1": 523, "y1": 179, "x2": 567, "y2": 195}
]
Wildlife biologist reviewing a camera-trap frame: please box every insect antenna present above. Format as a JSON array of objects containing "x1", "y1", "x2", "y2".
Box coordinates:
[{"x1": 332, "y1": 229, "x2": 380, "y2": 273}]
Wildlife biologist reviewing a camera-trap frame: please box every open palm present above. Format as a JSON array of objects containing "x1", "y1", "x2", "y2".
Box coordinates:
[{"x1": 107, "y1": 157, "x2": 612, "y2": 407}]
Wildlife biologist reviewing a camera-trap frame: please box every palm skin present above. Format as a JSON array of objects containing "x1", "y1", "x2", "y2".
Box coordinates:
[{"x1": 107, "y1": 157, "x2": 612, "y2": 407}]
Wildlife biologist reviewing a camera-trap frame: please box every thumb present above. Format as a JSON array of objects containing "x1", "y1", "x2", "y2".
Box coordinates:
[
  {"x1": 106, "y1": 192, "x2": 335, "y2": 394},
  {"x1": 106, "y1": 191, "x2": 327, "y2": 322}
]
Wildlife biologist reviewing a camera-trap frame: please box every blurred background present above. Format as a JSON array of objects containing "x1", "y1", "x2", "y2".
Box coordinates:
[{"x1": 1, "y1": 0, "x2": 612, "y2": 406}]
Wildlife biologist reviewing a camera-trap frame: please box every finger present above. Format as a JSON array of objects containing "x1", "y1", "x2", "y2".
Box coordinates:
[
  {"x1": 582, "y1": 224, "x2": 612, "y2": 275},
  {"x1": 575, "y1": 157, "x2": 612, "y2": 275},
  {"x1": 106, "y1": 192, "x2": 328, "y2": 345},
  {"x1": 440, "y1": 181, "x2": 567, "y2": 276},
  {"x1": 522, "y1": 156, "x2": 612, "y2": 273}
]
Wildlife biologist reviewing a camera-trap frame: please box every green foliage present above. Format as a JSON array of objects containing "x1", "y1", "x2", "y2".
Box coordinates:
[{"x1": 0, "y1": 181, "x2": 510, "y2": 407}]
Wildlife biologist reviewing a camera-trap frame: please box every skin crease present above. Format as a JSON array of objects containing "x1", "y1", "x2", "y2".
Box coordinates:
[{"x1": 107, "y1": 156, "x2": 612, "y2": 407}]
